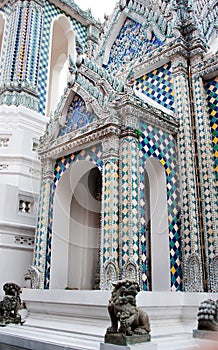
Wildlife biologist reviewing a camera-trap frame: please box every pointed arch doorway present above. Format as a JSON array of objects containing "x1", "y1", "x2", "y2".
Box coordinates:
[
  {"x1": 46, "y1": 15, "x2": 76, "y2": 115},
  {"x1": 144, "y1": 157, "x2": 170, "y2": 291},
  {"x1": 50, "y1": 160, "x2": 102, "y2": 290}
]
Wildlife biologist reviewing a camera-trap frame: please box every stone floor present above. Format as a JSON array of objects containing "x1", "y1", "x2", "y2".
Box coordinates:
[
  {"x1": 0, "y1": 290, "x2": 217, "y2": 350},
  {"x1": 0, "y1": 322, "x2": 218, "y2": 350}
]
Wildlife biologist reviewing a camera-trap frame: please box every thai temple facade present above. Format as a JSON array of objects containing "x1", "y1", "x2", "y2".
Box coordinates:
[{"x1": 0, "y1": 0, "x2": 217, "y2": 295}]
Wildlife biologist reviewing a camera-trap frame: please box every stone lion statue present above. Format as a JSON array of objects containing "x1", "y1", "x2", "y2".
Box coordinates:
[
  {"x1": 106, "y1": 279, "x2": 150, "y2": 336},
  {"x1": 197, "y1": 299, "x2": 218, "y2": 331},
  {"x1": 0, "y1": 283, "x2": 22, "y2": 326}
]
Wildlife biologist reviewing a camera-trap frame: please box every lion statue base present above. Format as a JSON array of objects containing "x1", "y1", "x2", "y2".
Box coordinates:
[{"x1": 105, "y1": 279, "x2": 151, "y2": 346}]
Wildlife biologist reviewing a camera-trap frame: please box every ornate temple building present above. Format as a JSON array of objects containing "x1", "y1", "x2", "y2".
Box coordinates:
[{"x1": 0, "y1": 0, "x2": 217, "y2": 295}]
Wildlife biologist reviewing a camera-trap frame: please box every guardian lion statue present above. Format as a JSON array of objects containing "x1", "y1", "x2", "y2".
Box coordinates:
[
  {"x1": 197, "y1": 299, "x2": 218, "y2": 331},
  {"x1": 0, "y1": 283, "x2": 22, "y2": 326},
  {"x1": 106, "y1": 279, "x2": 150, "y2": 336}
]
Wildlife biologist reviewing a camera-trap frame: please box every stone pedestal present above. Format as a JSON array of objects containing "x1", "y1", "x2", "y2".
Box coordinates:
[
  {"x1": 193, "y1": 329, "x2": 218, "y2": 341},
  {"x1": 100, "y1": 341, "x2": 157, "y2": 350},
  {"x1": 104, "y1": 333, "x2": 150, "y2": 346}
]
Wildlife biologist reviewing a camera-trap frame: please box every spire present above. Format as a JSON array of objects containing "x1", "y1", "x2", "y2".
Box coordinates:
[{"x1": 171, "y1": 0, "x2": 204, "y2": 42}]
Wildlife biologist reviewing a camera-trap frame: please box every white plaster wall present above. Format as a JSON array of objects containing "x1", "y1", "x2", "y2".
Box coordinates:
[
  {"x1": 50, "y1": 167, "x2": 72, "y2": 289},
  {"x1": 0, "y1": 105, "x2": 47, "y2": 289},
  {"x1": 50, "y1": 161, "x2": 100, "y2": 290},
  {"x1": 0, "y1": 246, "x2": 32, "y2": 291},
  {"x1": 145, "y1": 157, "x2": 170, "y2": 291},
  {"x1": 68, "y1": 174, "x2": 100, "y2": 289}
]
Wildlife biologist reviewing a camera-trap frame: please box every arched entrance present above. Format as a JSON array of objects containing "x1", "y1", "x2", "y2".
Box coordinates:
[
  {"x1": 144, "y1": 157, "x2": 170, "y2": 291},
  {"x1": 50, "y1": 160, "x2": 102, "y2": 290}
]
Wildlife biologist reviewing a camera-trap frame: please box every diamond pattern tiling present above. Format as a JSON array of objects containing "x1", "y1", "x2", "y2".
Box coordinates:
[
  {"x1": 36, "y1": 125, "x2": 182, "y2": 290},
  {"x1": 103, "y1": 160, "x2": 119, "y2": 264},
  {"x1": 134, "y1": 63, "x2": 175, "y2": 112},
  {"x1": 189, "y1": 73, "x2": 218, "y2": 274},
  {"x1": 205, "y1": 77, "x2": 218, "y2": 184},
  {"x1": 139, "y1": 121, "x2": 182, "y2": 291},
  {"x1": 120, "y1": 138, "x2": 139, "y2": 267}
]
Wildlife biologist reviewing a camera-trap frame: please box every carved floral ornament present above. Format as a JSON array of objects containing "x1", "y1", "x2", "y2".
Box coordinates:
[
  {"x1": 102, "y1": 136, "x2": 119, "y2": 152},
  {"x1": 191, "y1": 52, "x2": 218, "y2": 79}
]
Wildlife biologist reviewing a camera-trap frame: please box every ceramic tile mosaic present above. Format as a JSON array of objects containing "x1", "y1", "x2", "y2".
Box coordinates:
[
  {"x1": 38, "y1": 0, "x2": 87, "y2": 114},
  {"x1": 58, "y1": 93, "x2": 98, "y2": 136},
  {"x1": 34, "y1": 181, "x2": 52, "y2": 276},
  {"x1": 134, "y1": 63, "x2": 175, "y2": 112},
  {"x1": 35, "y1": 128, "x2": 182, "y2": 290},
  {"x1": 138, "y1": 121, "x2": 182, "y2": 291},
  {"x1": 199, "y1": 76, "x2": 218, "y2": 279},
  {"x1": 173, "y1": 72, "x2": 200, "y2": 258},
  {"x1": 205, "y1": 77, "x2": 218, "y2": 183},
  {"x1": 44, "y1": 144, "x2": 103, "y2": 288},
  {"x1": 3, "y1": 6, "x2": 21, "y2": 83},
  {"x1": 120, "y1": 138, "x2": 139, "y2": 269},
  {"x1": 24, "y1": 6, "x2": 42, "y2": 87},
  {"x1": 0, "y1": 6, "x2": 10, "y2": 82},
  {"x1": 104, "y1": 17, "x2": 163, "y2": 73},
  {"x1": 0, "y1": 3, "x2": 41, "y2": 89},
  {"x1": 102, "y1": 160, "x2": 119, "y2": 264}
]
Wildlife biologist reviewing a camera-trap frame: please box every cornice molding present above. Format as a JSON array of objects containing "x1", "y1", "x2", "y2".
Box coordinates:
[{"x1": 39, "y1": 123, "x2": 121, "y2": 160}]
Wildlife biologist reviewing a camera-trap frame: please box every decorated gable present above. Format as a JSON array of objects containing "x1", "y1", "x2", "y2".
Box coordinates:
[
  {"x1": 58, "y1": 94, "x2": 97, "y2": 137},
  {"x1": 104, "y1": 18, "x2": 163, "y2": 73}
]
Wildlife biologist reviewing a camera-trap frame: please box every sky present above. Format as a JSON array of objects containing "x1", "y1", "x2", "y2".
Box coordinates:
[{"x1": 77, "y1": 0, "x2": 117, "y2": 22}]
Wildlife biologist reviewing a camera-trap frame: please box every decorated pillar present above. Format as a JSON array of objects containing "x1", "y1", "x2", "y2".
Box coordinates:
[
  {"x1": 171, "y1": 52, "x2": 203, "y2": 291},
  {"x1": 119, "y1": 107, "x2": 140, "y2": 283},
  {"x1": 0, "y1": 0, "x2": 43, "y2": 110},
  {"x1": 190, "y1": 56, "x2": 218, "y2": 292},
  {"x1": 100, "y1": 136, "x2": 120, "y2": 290},
  {"x1": 33, "y1": 158, "x2": 54, "y2": 289}
]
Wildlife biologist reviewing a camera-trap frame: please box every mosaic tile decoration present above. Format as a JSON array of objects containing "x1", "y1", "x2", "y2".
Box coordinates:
[
  {"x1": 120, "y1": 138, "x2": 139, "y2": 268},
  {"x1": 58, "y1": 93, "x2": 98, "y2": 136},
  {"x1": 44, "y1": 144, "x2": 103, "y2": 288},
  {"x1": 0, "y1": 4, "x2": 10, "y2": 16},
  {"x1": 189, "y1": 75, "x2": 217, "y2": 276},
  {"x1": 24, "y1": 6, "x2": 42, "y2": 87},
  {"x1": 34, "y1": 181, "x2": 52, "y2": 274},
  {"x1": 103, "y1": 160, "x2": 119, "y2": 264},
  {"x1": 205, "y1": 77, "x2": 218, "y2": 184},
  {"x1": 104, "y1": 17, "x2": 163, "y2": 73},
  {"x1": 3, "y1": 6, "x2": 20, "y2": 83},
  {"x1": 0, "y1": 3, "x2": 42, "y2": 90},
  {"x1": 173, "y1": 71, "x2": 200, "y2": 266},
  {"x1": 134, "y1": 63, "x2": 175, "y2": 112},
  {"x1": 0, "y1": 5, "x2": 10, "y2": 82},
  {"x1": 38, "y1": 0, "x2": 87, "y2": 114},
  {"x1": 138, "y1": 121, "x2": 182, "y2": 291}
]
